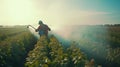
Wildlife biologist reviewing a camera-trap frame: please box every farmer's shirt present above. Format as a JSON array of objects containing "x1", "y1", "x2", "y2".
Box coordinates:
[{"x1": 37, "y1": 24, "x2": 50, "y2": 35}]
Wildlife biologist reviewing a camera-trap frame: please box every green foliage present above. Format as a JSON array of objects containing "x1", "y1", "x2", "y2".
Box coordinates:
[
  {"x1": 0, "y1": 26, "x2": 28, "y2": 41},
  {"x1": 77, "y1": 25, "x2": 120, "y2": 66},
  {"x1": 104, "y1": 26, "x2": 120, "y2": 65},
  {"x1": 1, "y1": 25, "x2": 120, "y2": 67},
  {"x1": 25, "y1": 35, "x2": 87, "y2": 67},
  {"x1": 107, "y1": 47, "x2": 120, "y2": 64},
  {"x1": 0, "y1": 26, "x2": 37, "y2": 67}
]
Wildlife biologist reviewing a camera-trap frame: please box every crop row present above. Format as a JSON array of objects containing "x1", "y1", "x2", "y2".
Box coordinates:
[
  {"x1": 0, "y1": 27, "x2": 37, "y2": 67},
  {"x1": 25, "y1": 35, "x2": 100, "y2": 67}
]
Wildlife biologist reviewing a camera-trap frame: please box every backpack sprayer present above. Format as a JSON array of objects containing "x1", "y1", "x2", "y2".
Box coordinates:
[{"x1": 27, "y1": 25, "x2": 36, "y2": 30}]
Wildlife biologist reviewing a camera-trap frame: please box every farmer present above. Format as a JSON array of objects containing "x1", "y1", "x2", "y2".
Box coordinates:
[{"x1": 35, "y1": 20, "x2": 51, "y2": 37}]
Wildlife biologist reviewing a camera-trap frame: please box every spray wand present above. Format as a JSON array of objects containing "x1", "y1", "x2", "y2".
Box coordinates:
[{"x1": 27, "y1": 25, "x2": 36, "y2": 30}]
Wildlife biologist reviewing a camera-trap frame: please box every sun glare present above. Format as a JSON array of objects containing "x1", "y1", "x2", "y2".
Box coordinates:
[{"x1": 4, "y1": 0, "x2": 36, "y2": 24}]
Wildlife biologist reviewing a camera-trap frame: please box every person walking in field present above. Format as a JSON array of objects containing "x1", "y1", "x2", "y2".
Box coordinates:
[{"x1": 35, "y1": 20, "x2": 51, "y2": 37}]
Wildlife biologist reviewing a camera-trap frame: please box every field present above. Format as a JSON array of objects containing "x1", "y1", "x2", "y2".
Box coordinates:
[
  {"x1": 0, "y1": 25, "x2": 120, "y2": 67},
  {"x1": 0, "y1": 26, "x2": 37, "y2": 67},
  {"x1": 77, "y1": 25, "x2": 120, "y2": 67}
]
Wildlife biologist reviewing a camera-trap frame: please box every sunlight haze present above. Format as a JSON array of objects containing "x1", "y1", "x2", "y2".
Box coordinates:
[{"x1": 0, "y1": 0, "x2": 120, "y2": 27}]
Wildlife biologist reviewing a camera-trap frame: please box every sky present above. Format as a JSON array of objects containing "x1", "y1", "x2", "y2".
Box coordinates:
[{"x1": 0, "y1": 0, "x2": 120, "y2": 27}]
